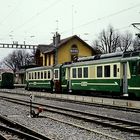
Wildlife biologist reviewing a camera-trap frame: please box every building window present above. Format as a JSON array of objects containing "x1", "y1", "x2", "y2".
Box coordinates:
[
  {"x1": 71, "y1": 45, "x2": 79, "y2": 62},
  {"x1": 70, "y1": 44, "x2": 79, "y2": 53},
  {"x1": 48, "y1": 54, "x2": 51, "y2": 66}
]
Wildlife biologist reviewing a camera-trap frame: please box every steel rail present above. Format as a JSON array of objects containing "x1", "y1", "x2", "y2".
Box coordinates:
[
  {"x1": 0, "y1": 124, "x2": 42, "y2": 140},
  {"x1": 0, "y1": 114, "x2": 51, "y2": 140},
  {"x1": 0, "y1": 96, "x2": 121, "y2": 140},
  {"x1": 1, "y1": 95, "x2": 140, "y2": 137},
  {"x1": 0, "y1": 90, "x2": 140, "y2": 113}
]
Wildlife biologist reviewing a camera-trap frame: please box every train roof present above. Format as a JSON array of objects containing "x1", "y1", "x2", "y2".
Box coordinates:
[
  {"x1": 63, "y1": 51, "x2": 140, "y2": 67},
  {"x1": 26, "y1": 66, "x2": 52, "y2": 72},
  {"x1": 77, "y1": 52, "x2": 123, "y2": 62},
  {"x1": 26, "y1": 64, "x2": 62, "y2": 72}
]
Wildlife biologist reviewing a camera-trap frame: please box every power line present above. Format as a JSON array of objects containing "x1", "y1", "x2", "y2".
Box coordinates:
[
  {"x1": 0, "y1": 0, "x2": 22, "y2": 26},
  {"x1": 62, "y1": 3, "x2": 140, "y2": 34},
  {"x1": 9, "y1": 0, "x2": 63, "y2": 34}
]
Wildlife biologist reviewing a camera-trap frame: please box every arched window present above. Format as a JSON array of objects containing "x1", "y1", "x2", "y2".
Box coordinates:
[
  {"x1": 70, "y1": 45, "x2": 79, "y2": 54},
  {"x1": 70, "y1": 44, "x2": 79, "y2": 62}
]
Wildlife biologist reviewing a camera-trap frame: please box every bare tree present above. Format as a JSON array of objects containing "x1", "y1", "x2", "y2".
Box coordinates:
[
  {"x1": 118, "y1": 32, "x2": 133, "y2": 52},
  {"x1": 133, "y1": 36, "x2": 140, "y2": 51},
  {"x1": 92, "y1": 25, "x2": 134, "y2": 54},
  {"x1": 3, "y1": 50, "x2": 33, "y2": 73},
  {"x1": 92, "y1": 25, "x2": 120, "y2": 54}
]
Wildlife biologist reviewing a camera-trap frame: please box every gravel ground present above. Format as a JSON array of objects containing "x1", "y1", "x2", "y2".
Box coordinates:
[
  {"x1": 1, "y1": 90, "x2": 140, "y2": 123},
  {"x1": 0, "y1": 94, "x2": 140, "y2": 140},
  {"x1": 0, "y1": 99, "x2": 116, "y2": 140}
]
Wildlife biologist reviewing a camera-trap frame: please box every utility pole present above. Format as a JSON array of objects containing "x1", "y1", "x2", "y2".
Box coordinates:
[{"x1": 132, "y1": 23, "x2": 140, "y2": 38}]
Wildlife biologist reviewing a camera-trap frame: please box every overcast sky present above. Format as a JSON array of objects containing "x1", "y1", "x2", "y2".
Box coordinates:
[{"x1": 0, "y1": 0, "x2": 140, "y2": 60}]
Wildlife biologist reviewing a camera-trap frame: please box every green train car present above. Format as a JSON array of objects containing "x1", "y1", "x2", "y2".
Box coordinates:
[
  {"x1": 61, "y1": 51, "x2": 140, "y2": 98},
  {"x1": 25, "y1": 65, "x2": 62, "y2": 92},
  {"x1": 25, "y1": 66, "x2": 53, "y2": 91},
  {"x1": 0, "y1": 72, "x2": 14, "y2": 89},
  {"x1": 25, "y1": 51, "x2": 140, "y2": 98}
]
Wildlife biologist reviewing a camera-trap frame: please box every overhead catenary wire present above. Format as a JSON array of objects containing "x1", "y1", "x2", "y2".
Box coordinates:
[
  {"x1": 0, "y1": 0, "x2": 22, "y2": 26},
  {"x1": 61, "y1": 3, "x2": 140, "y2": 34},
  {"x1": 8, "y1": 0, "x2": 63, "y2": 34}
]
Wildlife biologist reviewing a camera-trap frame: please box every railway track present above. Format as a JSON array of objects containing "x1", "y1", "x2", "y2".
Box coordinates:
[
  {"x1": 0, "y1": 113, "x2": 51, "y2": 140},
  {"x1": 1, "y1": 89, "x2": 140, "y2": 114},
  {"x1": 1, "y1": 95, "x2": 140, "y2": 140}
]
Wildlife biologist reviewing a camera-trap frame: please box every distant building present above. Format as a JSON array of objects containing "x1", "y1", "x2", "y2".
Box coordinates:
[
  {"x1": 35, "y1": 32, "x2": 96, "y2": 66},
  {"x1": 0, "y1": 68, "x2": 13, "y2": 73}
]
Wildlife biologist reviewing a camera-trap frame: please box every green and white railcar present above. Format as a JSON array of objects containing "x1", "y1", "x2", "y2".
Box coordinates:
[
  {"x1": 53, "y1": 64, "x2": 62, "y2": 92},
  {"x1": 0, "y1": 72, "x2": 14, "y2": 88},
  {"x1": 25, "y1": 66, "x2": 53, "y2": 90},
  {"x1": 61, "y1": 51, "x2": 140, "y2": 97}
]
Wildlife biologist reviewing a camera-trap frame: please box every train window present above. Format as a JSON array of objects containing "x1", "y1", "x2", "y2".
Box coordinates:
[
  {"x1": 38, "y1": 72, "x2": 40, "y2": 79},
  {"x1": 41, "y1": 72, "x2": 43, "y2": 79},
  {"x1": 48, "y1": 71, "x2": 51, "y2": 79},
  {"x1": 113, "y1": 65, "x2": 117, "y2": 77},
  {"x1": 78, "y1": 68, "x2": 82, "y2": 78},
  {"x1": 31, "y1": 72, "x2": 33, "y2": 79},
  {"x1": 97, "y1": 66, "x2": 102, "y2": 77},
  {"x1": 54, "y1": 69, "x2": 59, "y2": 79},
  {"x1": 83, "y1": 67, "x2": 88, "y2": 78},
  {"x1": 29, "y1": 73, "x2": 31, "y2": 79},
  {"x1": 44, "y1": 71, "x2": 47, "y2": 79},
  {"x1": 35, "y1": 72, "x2": 37, "y2": 79},
  {"x1": 104, "y1": 65, "x2": 110, "y2": 77},
  {"x1": 72, "y1": 68, "x2": 76, "y2": 78}
]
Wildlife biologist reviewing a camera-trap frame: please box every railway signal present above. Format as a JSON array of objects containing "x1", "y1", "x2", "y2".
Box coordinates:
[
  {"x1": 29, "y1": 94, "x2": 43, "y2": 118},
  {"x1": 29, "y1": 94, "x2": 34, "y2": 117}
]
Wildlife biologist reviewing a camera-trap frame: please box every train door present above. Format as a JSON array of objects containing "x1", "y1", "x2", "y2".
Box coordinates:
[
  {"x1": 67, "y1": 67, "x2": 72, "y2": 92},
  {"x1": 53, "y1": 68, "x2": 61, "y2": 92},
  {"x1": 122, "y1": 62, "x2": 128, "y2": 96}
]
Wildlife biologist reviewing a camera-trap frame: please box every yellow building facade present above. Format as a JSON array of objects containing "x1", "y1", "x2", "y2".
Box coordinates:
[{"x1": 35, "y1": 33, "x2": 96, "y2": 66}]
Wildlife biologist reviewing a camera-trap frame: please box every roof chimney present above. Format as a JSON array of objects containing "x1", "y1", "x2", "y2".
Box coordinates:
[
  {"x1": 53, "y1": 32, "x2": 61, "y2": 46},
  {"x1": 53, "y1": 34, "x2": 55, "y2": 45}
]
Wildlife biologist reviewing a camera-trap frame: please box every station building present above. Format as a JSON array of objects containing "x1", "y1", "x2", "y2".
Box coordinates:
[
  {"x1": 35, "y1": 32, "x2": 96, "y2": 66},
  {"x1": 15, "y1": 33, "x2": 96, "y2": 85}
]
